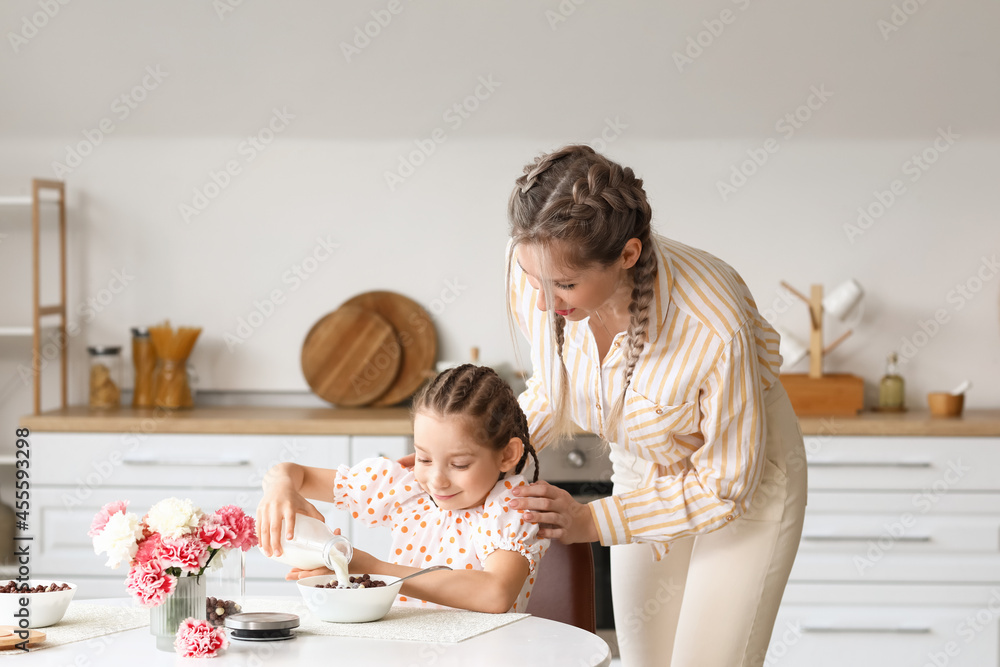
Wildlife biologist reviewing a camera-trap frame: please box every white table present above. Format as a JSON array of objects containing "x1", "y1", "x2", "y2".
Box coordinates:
[{"x1": 16, "y1": 598, "x2": 611, "y2": 666}]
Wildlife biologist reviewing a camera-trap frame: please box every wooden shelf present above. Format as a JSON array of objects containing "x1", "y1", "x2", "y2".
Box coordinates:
[{"x1": 0, "y1": 195, "x2": 60, "y2": 205}]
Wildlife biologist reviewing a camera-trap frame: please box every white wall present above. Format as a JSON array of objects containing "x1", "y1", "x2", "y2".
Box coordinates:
[{"x1": 1, "y1": 0, "x2": 998, "y2": 430}]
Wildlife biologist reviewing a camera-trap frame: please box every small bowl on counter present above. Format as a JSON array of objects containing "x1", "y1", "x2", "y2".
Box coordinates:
[
  {"x1": 0, "y1": 580, "x2": 77, "y2": 628},
  {"x1": 296, "y1": 574, "x2": 403, "y2": 623},
  {"x1": 927, "y1": 392, "x2": 964, "y2": 418}
]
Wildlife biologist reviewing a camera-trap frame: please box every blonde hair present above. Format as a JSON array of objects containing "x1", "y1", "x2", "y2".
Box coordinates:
[{"x1": 506, "y1": 145, "x2": 657, "y2": 443}]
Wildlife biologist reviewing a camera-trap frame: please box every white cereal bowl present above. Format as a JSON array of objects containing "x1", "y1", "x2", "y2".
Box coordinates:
[
  {"x1": 296, "y1": 574, "x2": 403, "y2": 623},
  {"x1": 0, "y1": 580, "x2": 77, "y2": 628}
]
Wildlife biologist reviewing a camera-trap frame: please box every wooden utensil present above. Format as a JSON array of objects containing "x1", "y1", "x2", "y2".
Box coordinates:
[
  {"x1": 343, "y1": 291, "x2": 437, "y2": 407},
  {"x1": 0, "y1": 626, "x2": 45, "y2": 650},
  {"x1": 301, "y1": 305, "x2": 402, "y2": 407}
]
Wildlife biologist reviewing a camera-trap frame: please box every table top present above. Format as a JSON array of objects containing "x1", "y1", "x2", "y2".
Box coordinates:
[{"x1": 15, "y1": 598, "x2": 611, "y2": 667}]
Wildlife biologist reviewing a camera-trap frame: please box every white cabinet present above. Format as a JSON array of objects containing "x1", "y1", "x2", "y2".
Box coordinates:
[
  {"x1": 766, "y1": 436, "x2": 1000, "y2": 667},
  {"x1": 29, "y1": 431, "x2": 412, "y2": 599}
]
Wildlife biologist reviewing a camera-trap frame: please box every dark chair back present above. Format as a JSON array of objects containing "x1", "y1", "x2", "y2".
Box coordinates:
[{"x1": 525, "y1": 540, "x2": 596, "y2": 633}]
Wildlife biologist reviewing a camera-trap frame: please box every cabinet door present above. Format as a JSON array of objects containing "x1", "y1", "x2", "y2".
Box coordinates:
[
  {"x1": 31, "y1": 433, "x2": 349, "y2": 490},
  {"x1": 347, "y1": 436, "x2": 412, "y2": 562},
  {"x1": 804, "y1": 437, "x2": 1000, "y2": 491},
  {"x1": 767, "y1": 605, "x2": 999, "y2": 667}
]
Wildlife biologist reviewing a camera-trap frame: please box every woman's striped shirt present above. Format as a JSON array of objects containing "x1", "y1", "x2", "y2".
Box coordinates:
[{"x1": 508, "y1": 234, "x2": 783, "y2": 559}]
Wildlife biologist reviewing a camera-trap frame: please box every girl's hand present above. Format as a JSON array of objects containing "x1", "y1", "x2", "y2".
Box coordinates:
[
  {"x1": 256, "y1": 485, "x2": 327, "y2": 558},
  {"x1": 509, "y1": 480, "x2": 600, "y2": 544},
  {"x1": 397, "y1": 453, "x2": 416, "y2": 469},
  {"x1": 346, "y1": 547, "x2": 382, "y2": 576}
]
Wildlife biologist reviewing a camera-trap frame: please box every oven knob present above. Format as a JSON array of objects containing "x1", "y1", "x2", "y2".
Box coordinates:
[{"x1": 567, "y1": 449, "x2": 586, "y2": 468}]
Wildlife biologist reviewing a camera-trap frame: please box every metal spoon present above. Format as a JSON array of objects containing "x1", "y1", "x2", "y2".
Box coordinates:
[{"x1": 394, "y1": 565, "x2": 451, "y2": 584}]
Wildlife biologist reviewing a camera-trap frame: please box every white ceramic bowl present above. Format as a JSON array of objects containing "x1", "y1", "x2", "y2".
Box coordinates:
[
  {"x1": 296, "y1": 574, "x2": 403, "y2": 623},
  {"x1": 0, "y1": 579, "x2": 77, "y2": 628}
]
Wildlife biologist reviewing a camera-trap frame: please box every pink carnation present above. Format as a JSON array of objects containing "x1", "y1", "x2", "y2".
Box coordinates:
[
  {"x1": 124, "y1": 560, "x2": 176, "y2": 607},
  {"x1": 88, "y1": 500, "x2": 129, "y2": 538},
  {"x1": 159, "y1": 536, "x2": 209, "y2": 573},
  {"x1": 133, "y1": 533, "x2": 163, "y2": 568},
  {"x1": 174, "y1": 617, "x2": 229, "y2": 658},
  {"x1": 212, "y1": 505, "x2": 258, "y2": 551},
  {"x1": 198, "y1": 516, "x2": 236, "y2": 550}
]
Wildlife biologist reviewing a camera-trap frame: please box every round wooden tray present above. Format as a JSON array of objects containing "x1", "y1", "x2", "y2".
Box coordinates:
[
  {"x1": 300, "y1": 304, "x2": 402, "y2": 407},
  {"x1": 343, "y1": 291, "x2": 437, "y2": 407},
  {"x1": 0, "y1": 626, "x2": 45, "y2": 650}
]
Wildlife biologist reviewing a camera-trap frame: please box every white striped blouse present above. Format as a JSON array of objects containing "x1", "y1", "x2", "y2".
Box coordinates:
[{"x1": 508, "y1": 234, "x2": 783, "y2": 559}]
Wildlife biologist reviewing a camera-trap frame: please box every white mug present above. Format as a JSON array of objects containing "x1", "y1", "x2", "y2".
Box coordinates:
[{"x1": 823, "y1": 279, "x2": 864, "y2": 322}]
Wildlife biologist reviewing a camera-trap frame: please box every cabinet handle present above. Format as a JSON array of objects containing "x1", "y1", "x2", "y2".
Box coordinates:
[
  {"x1": 803, "y1": 534, "x2": 932, "y2": 542},
  {"x1": 123, "y1": 455, "x2": 251, "y2": 467},
  {"x1": 808, "y1": 459, "x2": 932, "y2": 468},
  {"x1": 802, "y1": 624, "x2": 932, "y2": 634}
]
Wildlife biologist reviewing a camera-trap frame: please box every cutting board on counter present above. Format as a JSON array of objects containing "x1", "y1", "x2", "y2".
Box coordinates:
[
  {"x1": 343, "y1": 291, "x2": 437, "y2": 407},
  {"x1": 300, "y1": 304, "x2": 402, "y2": 407}
]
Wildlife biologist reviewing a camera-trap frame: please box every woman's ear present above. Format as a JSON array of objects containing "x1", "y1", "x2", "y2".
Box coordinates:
[
  {"x1": 621, "y1": 238, "x2": 642, "y2": 270},
  {"x1": 498, "y1": 437, "x2": 524, "y2": 473}
]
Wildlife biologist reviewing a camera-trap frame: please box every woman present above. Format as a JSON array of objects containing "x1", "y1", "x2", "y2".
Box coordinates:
[{"x1": 503, "y1": 145, "x2": 807, "y2": 667}]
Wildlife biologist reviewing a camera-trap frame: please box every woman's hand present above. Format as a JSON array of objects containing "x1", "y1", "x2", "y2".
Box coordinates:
[
  {"x1": 397, "y1": 453, "x2": 415, "y2": 469},
  {"x1": 285, "y1": 566, "x2": 333, "y2": 581},
  {"x1": 256, "y1": 475, "x2": 327, "y2": 557},
  {"x1": 509, "y1": 480, "x2": 600, "y2": 544}
]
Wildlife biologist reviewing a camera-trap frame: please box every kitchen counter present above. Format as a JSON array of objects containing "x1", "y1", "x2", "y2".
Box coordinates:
[{"x1": 19, "y1": 406, "x2": 1000, "y2": 437}]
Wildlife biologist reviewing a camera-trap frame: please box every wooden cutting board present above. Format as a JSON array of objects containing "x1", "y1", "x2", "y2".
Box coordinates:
[
  {"x1": 301, "y1": 305, "x2": 402, "y2": 407},
  {"x1": 343, "y1": 291, "x2": 437, "y2": 407},
  {"x1": 0, "y1": 626, "x2": 45, "y2": 650}
]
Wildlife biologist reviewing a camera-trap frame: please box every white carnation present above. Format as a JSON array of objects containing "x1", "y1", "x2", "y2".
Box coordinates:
[
  {"x1": 208, "y1": 548, "x2": 227, "y2": 571},
  {"x1": 145, "y1": 497, "x2": 204, "y2": 539},
  {"x1": 92, "y1": 512, "x2": 143, "y2": 569}
]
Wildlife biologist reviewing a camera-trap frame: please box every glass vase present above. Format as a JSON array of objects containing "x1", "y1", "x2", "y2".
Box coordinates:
[
  {"x1": 149, "y1": 575, "x2": 206, "y2": 651},
  {"x1": 207, "y1": 549, "x2": 246, "y2": 624}
]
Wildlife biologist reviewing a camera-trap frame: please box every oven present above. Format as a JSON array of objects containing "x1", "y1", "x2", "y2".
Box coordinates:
[{"x1": 535, "y1": 435, "x2": 616, "y2": 633}]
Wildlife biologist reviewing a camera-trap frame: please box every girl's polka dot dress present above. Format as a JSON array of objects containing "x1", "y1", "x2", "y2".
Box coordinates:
[{"x1": 334, "y1": 457, "x2": 549, "y2": 611}]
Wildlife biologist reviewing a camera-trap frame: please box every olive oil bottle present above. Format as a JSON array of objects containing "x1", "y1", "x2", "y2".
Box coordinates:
[{"x1": 878, "y1": 353, "x2": 905, "y2": 411}]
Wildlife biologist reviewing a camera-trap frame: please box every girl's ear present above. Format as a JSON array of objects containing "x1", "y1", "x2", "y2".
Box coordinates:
[{"x1": 498, "y1": 437, "x2": 524, "y2": 473}]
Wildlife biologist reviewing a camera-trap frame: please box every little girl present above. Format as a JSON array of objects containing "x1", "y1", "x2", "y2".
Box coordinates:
[{"x1": 257, "y1": 364, "x2": 548, "y2": 613}]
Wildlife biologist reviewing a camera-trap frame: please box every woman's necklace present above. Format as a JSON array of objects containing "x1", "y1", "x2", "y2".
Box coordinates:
[{"x1": 594, "y1": 310, "x2": 614, "y2": 337}]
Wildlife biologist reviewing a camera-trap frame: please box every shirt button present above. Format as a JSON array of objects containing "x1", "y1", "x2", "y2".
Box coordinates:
[
  {"x1": 725, "y1": 514, "x2": 735, "y2": 522},
  {"x1": 595, "y1": 402, "x2": 601, "y2": 410},
  {"x1": 655, "y1": 408, "x2": 663, "y2": 415}
]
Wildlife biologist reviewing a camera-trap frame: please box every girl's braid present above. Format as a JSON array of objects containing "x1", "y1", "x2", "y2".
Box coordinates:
[{"x1": 412, "y1": 364, "x2": 540, "y2": 482}]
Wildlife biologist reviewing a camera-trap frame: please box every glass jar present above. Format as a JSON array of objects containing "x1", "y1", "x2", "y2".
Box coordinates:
[
  {"x1": 131, "y1": 328, "x2": 157, "y2": 409},
  {"x1": 88, "y1": 346, "x2": 122, "y2": 409}
]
